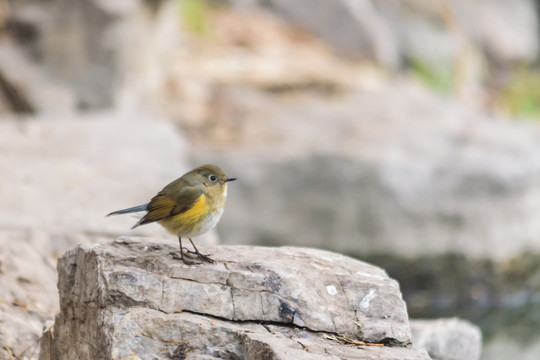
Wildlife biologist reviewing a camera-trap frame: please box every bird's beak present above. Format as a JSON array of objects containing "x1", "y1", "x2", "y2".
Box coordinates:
[{"x1": 225, "y1": 177, "x2": 237, "y2": 182}]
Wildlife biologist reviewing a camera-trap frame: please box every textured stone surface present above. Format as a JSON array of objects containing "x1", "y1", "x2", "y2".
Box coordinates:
[
  {"x1": 41, "y1": 309, "x2": 430, "y2": 360},
  {"x1": 0, "y1": 230, "x2": 58, "y2": 360},
  {"x1": 41, "y1": 237, "x2": 430, "y2": 359},
  {"x1": 410, "y1": 318, "x2": 482, "y2": 360},
  {"x1": 0, "y1": 229, "x2": 107, "y2": 360}
]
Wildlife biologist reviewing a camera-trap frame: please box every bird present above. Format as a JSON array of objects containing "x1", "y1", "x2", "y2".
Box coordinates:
[{"x1": 107, "y1": 164, "x2": 236, "y2": 265}]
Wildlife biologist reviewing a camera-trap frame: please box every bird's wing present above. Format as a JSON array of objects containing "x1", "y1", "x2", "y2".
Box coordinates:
[{"x1": 132, "y1": 186, "x2": 203, "y2": 228}]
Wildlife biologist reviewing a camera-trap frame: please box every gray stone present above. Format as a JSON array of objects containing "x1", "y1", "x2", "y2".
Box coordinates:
[
  {"x1": 0, "y1": 115, "x2": 216, "y2": 358},
  {"x1": 448, "y1": 0, "x2": 538, "y2": 62},
  {"x1": 410, "y1": 318, "x2": 482, "y2": 360},
  {"x1": 191, "y1": 84, "x2": 540, "y2": 260},
  {"x1": 260, "y1": 0, "x2": 538, "y2": 67},
  {"x1": 482, "y1": 336, "x2": 540, "y2": 360},
  {"x1": 41, "y1": 237, "x2": 430, "y2": 359},
  {"x1": 264, "y1": 0, "x2": 400, "y2": 67},
  {"x1": 0, "y1": 230, "x2": 57, "y2": 360},
  {"x1": 4, "y1": 0, "x2": 181, "y2": 111},
  {"x1": 0, "y1": 42, "x2": 76, "y2": 115},
  {"x1": 0, "y1": 114, "x2": 218, "y2": 243},
  {"x1": 375, "y1": 0, "x2": 538, "y2": 65},
  {"x1": 41, "y1": 308, "x2": 430, "y2": 360},
  {"x1": 0, "y1": 229, "x2": 112, "y2": 360}
]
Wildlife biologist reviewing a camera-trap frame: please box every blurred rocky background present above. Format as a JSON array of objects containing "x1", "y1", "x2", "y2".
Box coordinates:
[{"x1": 2, "y1": 0, "x2": 540, "y2": 359}]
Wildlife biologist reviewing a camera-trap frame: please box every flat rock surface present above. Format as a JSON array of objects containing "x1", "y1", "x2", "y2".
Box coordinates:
[
  {"x1": 43, "y1": 237, "x2": 430, "y2": 359},
  {"x1": 65, "y1": 237, "x2": 410, "y2": 342}
]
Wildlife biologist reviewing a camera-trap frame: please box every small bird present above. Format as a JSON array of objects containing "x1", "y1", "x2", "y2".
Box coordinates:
[{"x1": 107, "y1": 164, "x2": 236, "y2": 265}]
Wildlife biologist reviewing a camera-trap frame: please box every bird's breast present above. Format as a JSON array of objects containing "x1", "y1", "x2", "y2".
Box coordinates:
[{"x1": 159, "y1": 193, "x2": 225, "y2": 237}]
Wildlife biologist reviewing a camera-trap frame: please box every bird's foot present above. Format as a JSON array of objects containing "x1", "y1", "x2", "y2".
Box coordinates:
[
  {"x1": 169, "y1": 251, "x2": 200, "y2": 265},
  {"x1": 186, "y1": 249, "x2": 215, "y2": 263},
  {"x1": 197, "y1": 253, "x2": 216, "y2": 263}
]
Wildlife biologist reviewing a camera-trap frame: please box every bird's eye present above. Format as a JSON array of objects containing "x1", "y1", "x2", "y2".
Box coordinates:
[{"x1": 209, "y1": 175, "x2": 217, "y2": 182}]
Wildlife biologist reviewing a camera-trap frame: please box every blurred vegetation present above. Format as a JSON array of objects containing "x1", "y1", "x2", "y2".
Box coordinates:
[
  {"x1": 179, "y1": 0, "x2": 209, "y2": 35},
  {"x1": 498, "y1": 68, "x2": 540, "y2": 119},
  {"x1": 176, "y1": 0, "x2": 540, "y2": 124},
  {"x1": 408, "y1": 57, "x2": 540, "y2": 120},
  {"x1": 409, "y1": 59, "x2": 454, "y2": 94}
]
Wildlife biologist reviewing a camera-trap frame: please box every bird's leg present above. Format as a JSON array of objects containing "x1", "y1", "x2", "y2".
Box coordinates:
[
  {"x1": 170, "y1": 236, "x2": 199, "y2": 265},
  {"x1": 187, "y1": 238, "x2": 215, "y2": 263}
]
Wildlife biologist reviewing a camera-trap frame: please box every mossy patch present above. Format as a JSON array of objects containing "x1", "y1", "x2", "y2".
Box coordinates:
[
  {"x1": 179, "y1": 0, "x2": 209, "y2": 35},
  {"x1": 408, "y1": 58, "x2": 454, "y2": 94},
  {"x1": 499, "y1": 68, "x2": 540, "y2": 119}
]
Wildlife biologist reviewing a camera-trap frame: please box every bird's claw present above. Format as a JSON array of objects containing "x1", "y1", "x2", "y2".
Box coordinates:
[
  {"x1": 197, "y1": 253, "x2": 216, "y2": 263},
  {"x1": 169, "y1": 251, "x2": 201, "y2": 265},
  {"x1": 186, "y1": 249, "x2": 215, "y2": 263}
]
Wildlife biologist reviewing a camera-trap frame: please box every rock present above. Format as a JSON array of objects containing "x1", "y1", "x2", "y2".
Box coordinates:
[
  {"x1": 0, "y1": 113, "x2": 219, "y2": 242},
  {"x1": 365, "y1": 248, "x2": 540, "y2": 360},
  {"x1": 0, "y1": 230, "x2": 108, "y2": 360},
  {"x1": 0, "y1": 42, "x2": 76, "y2": 115},
  {"x1": 190, "y1": 84, "x2": 540, "y2": 260},
  {"x1": 261, "y1": 0, "x2": 400, "y2": 67},
  {"x1": 374, "y1": 0, "x2": 538, "y2": 65},
  {"x1": 482, "y1": 336, "x2": 540, "y2": 360},
  {"x1": 41, "y1": 237, "x2": 430, "y2": 359},
  {"x1": 0, "y1": 114, "x2": 216, "y2": 358},
  {"x1": 0, "y1": 230, "x2": 58, "y2": 360},
  {"x1": 164, "y1": 8, "x2": 385, "y2": 128},
  {"x1": 42, "y1": 309, "x2": 430, "y2": 360},
  {"x1": 256, "y1": 0, "x2": 538, "y2": 67},
  {"x1": 410, "y1": 318, "x2": 482, "y2": 360},
  {"x1": 447, "y1": 0, "x2": 538, "y2": 63},
  {"x1": 3, "y1": 0, "x2": 181, "y2": 111}
]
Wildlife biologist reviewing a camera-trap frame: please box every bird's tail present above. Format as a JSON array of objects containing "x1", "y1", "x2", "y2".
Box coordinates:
[{"x1": 106, "y1": 204, "x2": 148, "y2": 217}]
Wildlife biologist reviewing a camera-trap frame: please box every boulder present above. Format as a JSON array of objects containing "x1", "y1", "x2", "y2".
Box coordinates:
[
  {"x1": 0, "y1": 42, "x2": 75, "y2": 115},
  {"x1": 0, "y1": 114, "x2": 213, "y2": 241},
  {"x1": 3, "y1": 0, "x2": 181, "y2": 111},
  {"x1": 0, "y1": 115, "x2": 218, "y2": 359},
  {"x1": 482, "y1": 336, "x2": 540, "y2": 360},
  {"x1": 190, "y1": 84, "x2": 540, "y2": 260},
  {"x1": 259, "y1": 0, "x2": 399, "y2": 67},
  {"x1": 410, "y1": 318, "x2": 482, "y2": 360},
  {"x1": 40, "y1": 237, "x2": 430, "y2": 359},
  {"x1": 258, "y1": 0, "x2": 538, "y2": 66},
  {"x1": 445, "y1": 0, "x2": 538, "y2": 62}
]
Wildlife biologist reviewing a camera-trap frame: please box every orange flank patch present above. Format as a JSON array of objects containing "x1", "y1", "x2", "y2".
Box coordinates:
[
  {"x1": 178, "y1": 194, "x2": 208, "y2": 224},
  {"x1": 159, "y1": 194, "x2": 209, "y2": 235}
]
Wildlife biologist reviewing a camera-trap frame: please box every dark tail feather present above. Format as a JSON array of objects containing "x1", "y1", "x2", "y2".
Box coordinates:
[{"x1": 106, "y1": 204, "x2": 148, "y2": 217}]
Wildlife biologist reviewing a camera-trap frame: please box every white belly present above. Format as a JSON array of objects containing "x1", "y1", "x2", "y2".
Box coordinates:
[{"x1": 188, "y1": 208, "x2": 224, "y2": 237}]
